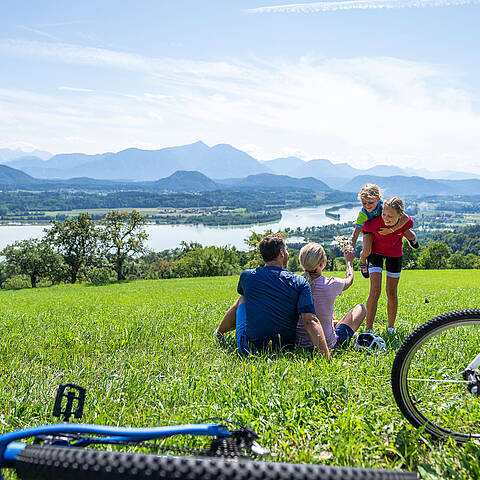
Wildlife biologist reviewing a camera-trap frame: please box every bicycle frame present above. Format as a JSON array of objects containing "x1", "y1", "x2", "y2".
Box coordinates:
[
  {"x1": 467, "y1": 351, "x2": 480, "y2": 371},
  {"x1": 0, "y1": 422, "x2": 231, "y2": 479}
]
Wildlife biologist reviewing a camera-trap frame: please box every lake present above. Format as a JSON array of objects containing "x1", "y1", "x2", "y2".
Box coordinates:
[{"x1": 0, "y1": 203, "x2": 358, "y2": 251}]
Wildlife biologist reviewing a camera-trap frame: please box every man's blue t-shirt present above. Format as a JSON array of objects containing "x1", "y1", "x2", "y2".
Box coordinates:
[{"x1": 237, "y1": 266, "x2": 315, "y2": 350}]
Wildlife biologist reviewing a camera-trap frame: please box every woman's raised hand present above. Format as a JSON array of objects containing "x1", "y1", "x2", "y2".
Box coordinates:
[{"x1": 344, "y1": 249, "x2": 354, "y2": 263}]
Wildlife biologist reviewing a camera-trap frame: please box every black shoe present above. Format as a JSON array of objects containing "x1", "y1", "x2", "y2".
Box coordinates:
[
  {"x1": 360, "y1": 263, "x2": 369, "y2": 278},
  {"x1": 407, "y1": 239, "x2": 419, "y2": 249}
]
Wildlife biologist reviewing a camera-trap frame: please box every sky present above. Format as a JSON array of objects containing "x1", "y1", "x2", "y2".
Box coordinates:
[{"x1": 1, "y1": 0, "x2": 480, "y2": 173}]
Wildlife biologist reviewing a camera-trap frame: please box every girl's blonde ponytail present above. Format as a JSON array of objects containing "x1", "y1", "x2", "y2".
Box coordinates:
[{"x1": 299, "y1": 243, "x2": 327, "y2": 289}]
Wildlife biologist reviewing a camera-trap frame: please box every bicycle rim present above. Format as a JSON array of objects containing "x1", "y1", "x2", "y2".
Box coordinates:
[{"x1": 392, "y1": 312, "x2": 480, "y2": 441}]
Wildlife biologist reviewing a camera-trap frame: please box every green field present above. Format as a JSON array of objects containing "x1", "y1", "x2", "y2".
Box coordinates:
[{"x1": 1, "y1": 270, "x2": 479, "y2": 479}]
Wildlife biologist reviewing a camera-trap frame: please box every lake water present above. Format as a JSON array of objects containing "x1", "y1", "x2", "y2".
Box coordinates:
[{"x1": 0, "y1": 203, "x2": 358, "y2": 251}]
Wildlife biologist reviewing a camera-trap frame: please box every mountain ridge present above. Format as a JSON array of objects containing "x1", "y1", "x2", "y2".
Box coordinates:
[
  {"x1": 4, "y1": 142, "x2": 479, "y2": 182},
  {"x1": 4, "y1": 142, "x2": 271, "y2": 181}
]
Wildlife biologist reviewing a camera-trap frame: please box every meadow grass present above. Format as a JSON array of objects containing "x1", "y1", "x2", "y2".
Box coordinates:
[{"x1": 0, "y1": 270, "x2": 479, "y2": 479}]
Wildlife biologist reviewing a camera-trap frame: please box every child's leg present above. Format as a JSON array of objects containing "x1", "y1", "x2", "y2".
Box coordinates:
[
  {"x1": 385, "y1": 276, "x2": 400, "y2": 329},
  {"x1": 365, "y1": 272, "x2": 382, "y2": 330},
  {"x1": 360, "y1": 233, "x2": 374, "y2": 265}
]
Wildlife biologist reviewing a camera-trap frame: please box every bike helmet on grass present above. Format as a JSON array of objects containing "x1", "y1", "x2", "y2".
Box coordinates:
[{"x1": 355, "y1": 333, "x2": 386, "y2": 353}]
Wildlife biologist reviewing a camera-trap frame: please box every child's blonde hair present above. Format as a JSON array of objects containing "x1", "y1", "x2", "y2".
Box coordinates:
[
  {"x1": 358, "y1": 183, "x2": 381, "y2": 201},
  {"x1": 383, "y1": 196, "x2": 405, "y2": 214},
  {"x1": 299, "y1": 242, "x2": 327, "y2": 289}
]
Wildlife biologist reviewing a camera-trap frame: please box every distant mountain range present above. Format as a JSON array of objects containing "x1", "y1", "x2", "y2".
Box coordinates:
[
  {"x1": 2, "y1": 142, "x2": 479, "y2": 185},
  {"x1": 218, "y1": 173, "x2": 332, "y2": 192},
  {"x1": 0, "y1": 166, "x2": 334, "y2": 194},
  {"x1": 0, "y1": 164, "x2": 42, "y2": 185},
  {"x1": 342, "y1": 175, "x2": 480, "y2": 196},
  {"x1": 263, "y1": 157, "x2": 480, "y2": 187},
  {"x1": 0, "y1": 142, "x2": 479, "y2": 198},
  {"x1": 3, "y1": 142, "x2": 269, "y2": 181},
  {"x1": 0, "y1": 148, "x2": 51, "y2": 163},
  {"x1": 0, "y1": 161, "x2": 479, "y2": 198}
]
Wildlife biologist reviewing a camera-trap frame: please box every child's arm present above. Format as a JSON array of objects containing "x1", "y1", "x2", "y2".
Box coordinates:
[
  {"x1": 379, "y1": 212, "x2": 410, "y2": 236},
  {"x1": 351, "y1": 227, "x2": 361, "y2": 246},
  {"x1": 351, "y1": 210, "x2": 367, "y2": 245}
]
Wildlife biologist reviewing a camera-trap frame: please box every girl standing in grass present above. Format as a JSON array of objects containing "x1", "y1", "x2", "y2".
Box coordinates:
[
  {"x1": 361, "y1": 197, "x2": 413, "y2": 334},
  {"x1": 350, "y1": 184, "x2": 418, "y2": 278},
  {"x1": 296, "y1": 242, "x2": 366, "y2": 351}
]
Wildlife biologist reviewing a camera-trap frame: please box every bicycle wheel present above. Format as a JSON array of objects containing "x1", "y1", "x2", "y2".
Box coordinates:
[
  {"x1": 13, "y1": 444, "x2": 417, "y2": 480},
  {"x1": 391, "y1": 309, "x2": 480, "y2": 442}
]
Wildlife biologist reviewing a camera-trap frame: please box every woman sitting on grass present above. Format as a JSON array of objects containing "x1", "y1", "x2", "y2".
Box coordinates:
[{"x1": 296, "y1": 242, "x2": 366, "y2": 351}]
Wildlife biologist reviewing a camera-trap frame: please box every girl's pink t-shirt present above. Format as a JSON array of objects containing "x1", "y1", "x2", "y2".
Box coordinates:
[
  {"x1": 362, "y1": 215, "x2": 413, "y2": 257},
  {"x1": 296, "y1": 275, "x2": 345, "y2": 349}
]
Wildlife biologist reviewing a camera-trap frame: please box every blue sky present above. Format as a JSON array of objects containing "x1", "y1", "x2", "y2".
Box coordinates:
[{"x1": 1, "y1": 0, "x2": 480, "y2": 173}]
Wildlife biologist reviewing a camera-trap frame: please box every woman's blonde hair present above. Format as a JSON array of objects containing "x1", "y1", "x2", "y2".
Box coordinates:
[
  {"x1": 299, "y1": 242, "x2": 327, "y2": 289},
  {"x1": 358, "y1": 183, "x2": 381, "y2": 201},
  {"x1": 383, "y1": 196, "x2": 404, "y2": 214}
]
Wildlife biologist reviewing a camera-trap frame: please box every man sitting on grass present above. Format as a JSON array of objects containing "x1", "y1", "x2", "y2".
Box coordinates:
[{"x1": 214, "y1": 233, "x2": 330, "y2": 358}]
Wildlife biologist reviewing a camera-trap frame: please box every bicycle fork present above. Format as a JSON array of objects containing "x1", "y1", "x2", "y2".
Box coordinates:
[{"x1": 463, "y1": 351, "x2": 480, "y2": 396}]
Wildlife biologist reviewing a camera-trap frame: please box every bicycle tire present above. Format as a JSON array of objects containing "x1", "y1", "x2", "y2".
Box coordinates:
[
  {"x1": 13, "y1": 444, "x2": 417, "y2": 480},
  {"x1": 391, "y1": 309, "x2": 480, "y2": 442}
]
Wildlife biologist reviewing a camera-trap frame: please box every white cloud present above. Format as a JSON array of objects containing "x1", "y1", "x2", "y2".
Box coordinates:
[
  {"x1": 0, "y1": 39, "x2": 250, "y2": 81},
  {"x1": 58, "y1": 86, "x2": 95, "y2": 93},
  {"x1": 17, "y1": 25, "x2": 60, "y2": 41},
  {"x1": 245, "y1": 0, "x2": 480, "y2": 14},
  {"x1": 1, "y1": 40, "x2": 480, "y2": 173}
]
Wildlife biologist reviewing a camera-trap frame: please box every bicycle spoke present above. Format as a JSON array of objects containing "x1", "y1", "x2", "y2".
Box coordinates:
[{"x1": 407, "y1": 378, "x2": 468, "y2": 384}]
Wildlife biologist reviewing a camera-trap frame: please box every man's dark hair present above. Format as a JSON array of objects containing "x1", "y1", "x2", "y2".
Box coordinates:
[{"x1": 259, "y1": 234, "x2": 286, "y2": 262}]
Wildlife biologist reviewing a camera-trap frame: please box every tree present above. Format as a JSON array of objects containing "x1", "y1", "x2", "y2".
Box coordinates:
[
  {"x1": 152, "y1": 258, "x2": 175, "y2": 279},
  {"x1": 100, "y1": 210, "x2": 148, "y2": 281},
  {"x1": 46, "y1": 213, "x2": 99, "y2": 283},
  {"x1": 0, "y1": 261, "x2": 10, "y2": 288},
  {"x1": 447, "y1": 253, "x2": 477, "y2": 269},
  {"x1": 402, "y1": 239, "x2": 422, "y2": 270},
  {"x1": 244, "y1": 230, "x2": 289, "y2": 269},
  {"x1": 287, "y1": 251, "x2": 300, "y2": 273},
  {"x1": 419, "y1": 241, "x2": 451, "y2": 270},
  {"x1": 2, "y1": 239, "x2": 64, "y2": 288},
  {"x1": 173, "y1": 245, "x2": 241, "y2": 278}
]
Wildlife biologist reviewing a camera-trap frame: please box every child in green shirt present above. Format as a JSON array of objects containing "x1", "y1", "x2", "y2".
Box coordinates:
[{"x1": 350, "y1": 184, "x2": 418, "y2": 278}]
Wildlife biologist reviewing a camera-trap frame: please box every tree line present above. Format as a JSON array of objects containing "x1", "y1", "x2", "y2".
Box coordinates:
[
  {"x1": 0, "y1": 189, "x2": 350, "y2": 217},
  {"x1": 1, "y1": 213, "x2": 479, "y2": 289},
  {"x1": 1, "y1": 211, "x2": 147, "y2": 288}
]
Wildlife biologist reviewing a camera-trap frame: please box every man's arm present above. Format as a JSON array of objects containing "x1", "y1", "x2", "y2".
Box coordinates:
[{"x1": 300, "y1": 313, "x2": 330, "y2": 360}]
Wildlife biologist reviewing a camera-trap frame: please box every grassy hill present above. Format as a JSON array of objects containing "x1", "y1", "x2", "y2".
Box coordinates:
[{"x1": 1, "y1": 271, "x2": 479, "y2": 479}]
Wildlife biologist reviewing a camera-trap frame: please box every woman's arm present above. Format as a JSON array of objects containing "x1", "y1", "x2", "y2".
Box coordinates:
[
  {"x1": 343, "y1": 250, "x2": 354, "y2": 291},
  {"x1": 300, "y1": 313, "x2": 330, "y2": 359}
]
